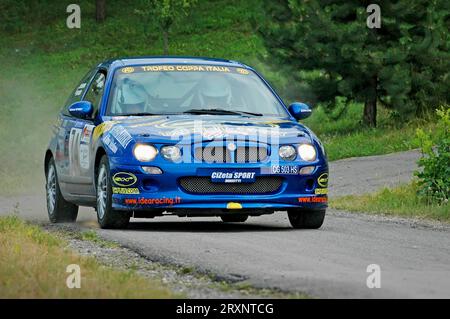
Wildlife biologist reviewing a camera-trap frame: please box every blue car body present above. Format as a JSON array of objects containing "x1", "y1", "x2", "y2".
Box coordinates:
[{"x1": 45, "y1": 57, "x2": 328, "y2": 220}]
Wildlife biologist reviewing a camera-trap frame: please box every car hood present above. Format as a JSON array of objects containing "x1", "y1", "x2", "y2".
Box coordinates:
[{"x1": 101, "y1": 115, "x2": 312, "y2": 144}]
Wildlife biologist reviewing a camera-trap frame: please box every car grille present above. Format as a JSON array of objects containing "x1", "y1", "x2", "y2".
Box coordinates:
[
  {"x1": 195, "y1": 146, "x2": 232, "y2": 163},
  {"x1": 194, "y1": 146, "x2": 268, "y2": 163},
  {"x1": 179, "y1": 176, "x2": 283, "y2": 194}
]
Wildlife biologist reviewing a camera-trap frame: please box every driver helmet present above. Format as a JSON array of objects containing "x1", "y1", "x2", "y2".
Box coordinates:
[
  {"x1": 118, "y1": 79, "x2": 147, "y2": 114},
  {"x1": 199, "y1": 74, "x2": 232, "y2": 108}
]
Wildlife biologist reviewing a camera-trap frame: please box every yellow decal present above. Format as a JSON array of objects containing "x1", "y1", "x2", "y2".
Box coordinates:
[
  {"x1": 113, "y1": 172, "x2": 137, "y2": 187},
  {"x1": 121, "y1": 67, "x2": 135, "y2": 74},
  {"x1": 315, "y1": 188, "x2": 328, "y2": 195},
  {"x1": 92, "y1": 122, "x2": 115, "y2": 142},
  {"x1": 138, "y1": 65, "x2": 232, "y2": 73},
  {"x1": 227, "y1": 202, "x2": 242, "y2": 209},
  {"x1": 236, "y1": 68, "x2": 250, "y2": 75},
  {"x1": 317, "y1": 173, "x2": 329, "y2": 187},
  {"x1": 112, "y1": 187, "x2": 140, "y2": 195}
]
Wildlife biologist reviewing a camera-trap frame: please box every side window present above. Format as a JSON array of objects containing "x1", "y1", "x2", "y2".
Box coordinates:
[
  {"x1": 84, "y1": 71, "x2": 106, "y2": 119},
  {"x1": 62, "y1": 69, "x2": 96, "y2": 116}
]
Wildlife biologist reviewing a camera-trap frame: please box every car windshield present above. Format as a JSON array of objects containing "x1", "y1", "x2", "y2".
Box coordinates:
[{"x1": 106, "y1": 64, "x2": 289, "y2": 117}]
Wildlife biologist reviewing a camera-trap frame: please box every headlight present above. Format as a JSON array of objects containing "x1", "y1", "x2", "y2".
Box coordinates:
[
  {"x1": 160, "y1": 146, "x2": 181, "y2": 162},
  {"x1": 133, "y1": 144, "x2": 158, "y2": 162},
  {"x1": 298, "y1": 144, "x2": 317, "y2": 162},
  {"x1": 278, "y1": 145, "x2": 297, "y2": 161}
]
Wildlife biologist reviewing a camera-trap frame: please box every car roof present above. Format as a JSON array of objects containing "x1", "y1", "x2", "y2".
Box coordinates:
[{"x1": 98, "y1": 56, "x2": 249, "y2": 71}]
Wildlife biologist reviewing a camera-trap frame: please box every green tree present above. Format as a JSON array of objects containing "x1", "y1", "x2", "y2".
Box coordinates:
[
  {"x1": 259, "y1": 0, "x2": 450, "y2": 126},
  {"x1": 136, "y1": 0, "x2": 197, "y2": 55},
  {"x1": 415, "y1": 107, "x2": 449, "y2": 204}
]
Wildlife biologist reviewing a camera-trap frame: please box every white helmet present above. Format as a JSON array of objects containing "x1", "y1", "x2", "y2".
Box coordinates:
[
  {"x1": 199, "y1": 75, "x2": 232, "y2": 107},
  {"x1": 118, "y1": 78, "x2": 147, "y2": 114}
]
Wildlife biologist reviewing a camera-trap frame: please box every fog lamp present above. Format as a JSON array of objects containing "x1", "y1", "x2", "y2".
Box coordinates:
[
  {"x1": 142, "y1": 166, "x2": 163, "y2": 174},
  {"x1": 299, "y1": 166, "x2": 315, "y2": 175}
]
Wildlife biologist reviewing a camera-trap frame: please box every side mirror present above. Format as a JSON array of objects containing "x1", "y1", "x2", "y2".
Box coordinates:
[
  {"x1": 288, "y1": 102, "x2": 312, "y2": 120},
  {"x1": 68, "y1": 101, "x2": 93, "y2": 119}
]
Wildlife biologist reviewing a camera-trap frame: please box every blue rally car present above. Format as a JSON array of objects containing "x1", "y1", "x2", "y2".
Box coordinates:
[{"x1": 45, "y1": 57, "x2": 328, "y2": 229}]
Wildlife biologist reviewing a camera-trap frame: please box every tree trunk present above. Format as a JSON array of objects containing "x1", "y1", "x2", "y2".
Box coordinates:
[
  {"x1": 163, "y1": 30, "x2": 169, "y2": 55},
  {"x1": 363, "y1": 76, "x2": 378, "y2": 127},
  {"x1": 96, "y1": 0, "x2": 106, "y2": 22}
]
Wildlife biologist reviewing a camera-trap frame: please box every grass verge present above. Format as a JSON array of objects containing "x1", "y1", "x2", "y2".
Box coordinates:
[
  {"x1": 0, "y1": 216, "x2": 175, "y2": 298},
  {"x1": 303, "y1": 103, "x2": 435, "y2": 161},
  {"x1": 330, "y1": 183, "x2": 449, "y2": 222}
]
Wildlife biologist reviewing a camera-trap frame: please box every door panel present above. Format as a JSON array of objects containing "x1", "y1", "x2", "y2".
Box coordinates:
[
  {"x1": 58, "y1": 119, "x2": 95, "y2": 196},
  {"x1": 70, "y1": 71, "x2": 107, "y2": 196},
  {"x1": 56, "y1": 69, "x2": 106, "y2": 198}
]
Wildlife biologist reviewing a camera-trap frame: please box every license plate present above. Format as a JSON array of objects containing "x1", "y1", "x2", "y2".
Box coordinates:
[
  {"x1": 261, "y1": 165, "x2": 299, "y2": 175},
  {"x1": 211, "y1": 170, "x2": 257, "y2": 183}
]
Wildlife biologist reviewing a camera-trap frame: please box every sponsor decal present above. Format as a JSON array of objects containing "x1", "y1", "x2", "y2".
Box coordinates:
[
  {"x1": 118, "y1": 65, "x2": 254, "y2": 75},
  {"x1": 140, "y1": 65, "x2": 231, "y2": 73},
  {"x1": 109, "y1": 125, "x2": 132, "y2": 148},
  {"x1": 81, "y1": 125, "x2": 94, "y2": 143},
  {"x1": 74, "y1": 121, "x2": 85, "y2": 128},
  {"x1": 113, "y1": 172, "x2": 137, "y2": 187},
  {"x1": 92, "y1": 121, "x2": 117, "y2": 142},
  {"x1": 211, "y1": 171, "x2": 256, "y2": 183},
  {"x1": 113, "y1": 187, "x2": 140, "y2": 195},
  {"x1": 79, "y1": 144, "x2": 89, "y2": 169},
  {"x1": 236, "y1": 68, "x2": 250, "y2": 75},
  {"x1": 298, "y1": 197, "x2": 327, "y2": 203},
  {"x1": 74, "y1": 83, "x2": 87, "y2": 96},
  {"x1": 102, "y1": 134, "x2": 118, "y2": 153},
  {"x1": 124, "y1": 197, "x2": 181, "y2": 206},
  {"x1": 121, "y1": 67, "x2": 135, "y2": 74},
  {"x1": 226, "y1": 202, "x2": 242, "y2": 209},
  {"x1": 314, "y1": 188, "x2": 328, "y2": 195},
  {"x1": 317, "y1": 173, "x2": 329, "y2": 187}
]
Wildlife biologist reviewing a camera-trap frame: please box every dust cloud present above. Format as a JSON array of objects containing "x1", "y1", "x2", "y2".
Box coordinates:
[{"x1": 0, "y1": 65, "x2": 82, "y2": 196}]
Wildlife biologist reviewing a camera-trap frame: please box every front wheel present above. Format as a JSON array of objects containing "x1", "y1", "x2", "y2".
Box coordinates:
[
  {"x1": 96, "y1": 156, "x2": 130, "y2": 229},
  {"x1": 46, "y1": 158, "x2": 78, "y2": 223},
  {"x1": 287, "y1": 209, "x2": 325, "y2": 229}
]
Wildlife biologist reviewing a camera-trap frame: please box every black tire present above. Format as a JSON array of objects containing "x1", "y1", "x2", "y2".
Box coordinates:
[
  {"x1": 220, "y1": 215, "x2": 248, "y2": 223},
  {"x1": 287, "y1": 209, "x2": 326, "y2": 229},
  {"x1": 96, "y1": 155, "x2": 130, "y2": 229},
  {"x1": 46, "y1": 158, "x2": 78, "y2": 223}
]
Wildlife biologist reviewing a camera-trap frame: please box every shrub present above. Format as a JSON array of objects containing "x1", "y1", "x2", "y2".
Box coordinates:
[{"x1": 415, "y1": 107, "x2": 450, "y2": 204}]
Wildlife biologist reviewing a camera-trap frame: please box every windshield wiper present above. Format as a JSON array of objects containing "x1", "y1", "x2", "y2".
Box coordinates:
[
  {"x1": 118, "y1": 112, "x2": 159, "y2": 116},
  {"x1": 184, "y1": 108, "x2": 263, "y2": 116},
  {"x1": 118, "y1": 112, "x2": 183, "y2": 116}
]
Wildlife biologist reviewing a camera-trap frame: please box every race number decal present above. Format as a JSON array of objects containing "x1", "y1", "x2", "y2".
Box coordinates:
[
  {"x1": 69, "y1": 128, "x2": 82, "y2": 175},
  {"x1": 69, "y1": 124, "x2": 94, "y2": 172}
]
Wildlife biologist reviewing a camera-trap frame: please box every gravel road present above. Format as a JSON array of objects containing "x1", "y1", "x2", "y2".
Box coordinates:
[{"x1": 1, "y1": 149, "x2": 450, "y2": 298}]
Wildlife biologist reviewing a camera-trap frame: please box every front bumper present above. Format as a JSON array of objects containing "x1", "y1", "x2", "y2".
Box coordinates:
[{"x1": 109, "y1": 159, "x2": 328, "y2": 213}]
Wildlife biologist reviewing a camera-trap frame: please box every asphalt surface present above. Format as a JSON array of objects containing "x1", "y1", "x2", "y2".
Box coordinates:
[{"x1": 1, "y1": 149, "x2": 450, "y2": 298}]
